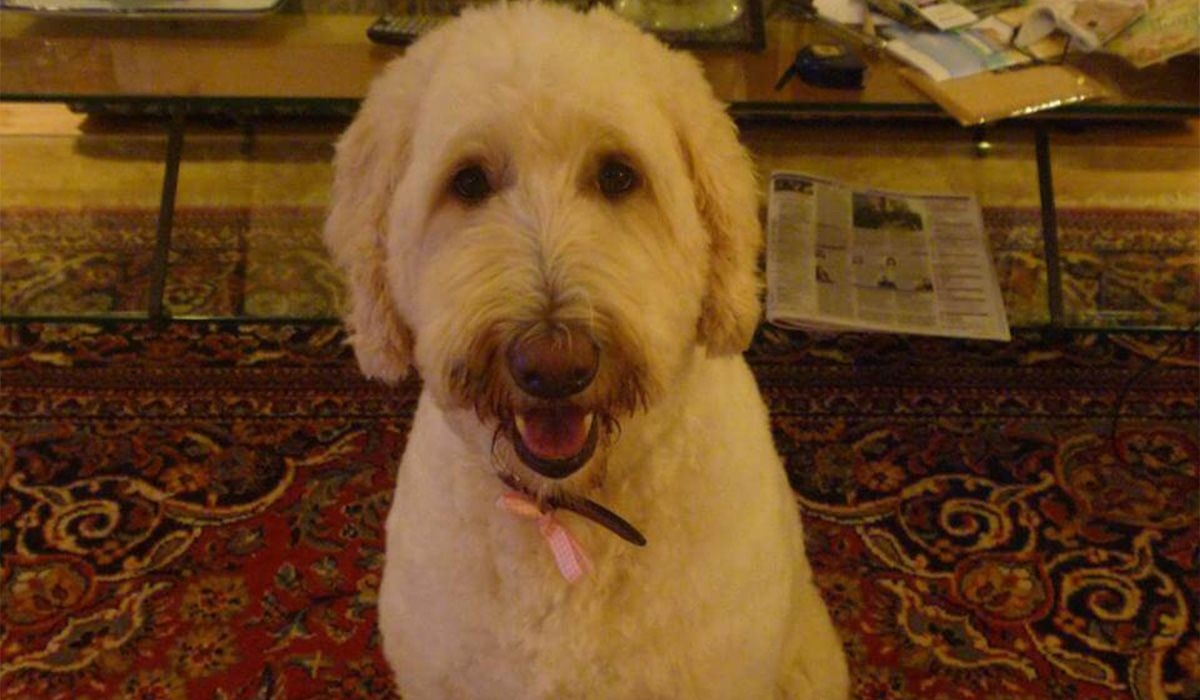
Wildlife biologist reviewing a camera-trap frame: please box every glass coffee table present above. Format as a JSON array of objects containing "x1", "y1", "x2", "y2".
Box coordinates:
[{"x1": 2, "y1": 2, "x2": 1197, "y2": 328}]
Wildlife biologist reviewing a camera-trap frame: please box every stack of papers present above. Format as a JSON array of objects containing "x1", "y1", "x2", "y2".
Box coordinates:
[
  {"x1": 1014, "y1": 0, "x2": 1148, "y2": 50},
  {"x1": 882, "y1": 17, "x2": 1038, "y2": 81}
]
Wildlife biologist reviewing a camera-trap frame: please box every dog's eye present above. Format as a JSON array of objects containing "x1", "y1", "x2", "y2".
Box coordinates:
[
  {"x1": 451, "y1": 165, "x2": 493, "y2": 203},
  {"x1": 597, "y1": 159, "x2": 639, "y2": 199}
]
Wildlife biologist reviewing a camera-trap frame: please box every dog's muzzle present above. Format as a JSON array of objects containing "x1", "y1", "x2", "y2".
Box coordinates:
[{"x1": 506, "y1": 327, "x2": 601, "y2": 479}]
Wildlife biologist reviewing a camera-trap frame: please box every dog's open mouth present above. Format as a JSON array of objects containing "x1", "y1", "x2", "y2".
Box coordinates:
[{"x1": 511, "y1": 404, "x2": 599, "y2": 479}]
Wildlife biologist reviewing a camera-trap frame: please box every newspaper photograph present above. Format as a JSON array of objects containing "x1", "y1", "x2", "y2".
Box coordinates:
[{"x1": 766, "y1": 171, "x2": 1011, "y2": 341}]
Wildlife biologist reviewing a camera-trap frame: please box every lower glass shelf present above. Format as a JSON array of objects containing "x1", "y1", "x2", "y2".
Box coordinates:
[{"x1": 1, "y1": 114, "x2": 1196, "y2": 331}]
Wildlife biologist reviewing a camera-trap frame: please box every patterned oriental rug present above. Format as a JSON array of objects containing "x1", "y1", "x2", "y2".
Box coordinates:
[
  {"x1": 1, "y1": 323, "x2": 1197, "y2": 699},
  {"x1": 1, "y1": 205, "x2": 1197, "y2": 327}
]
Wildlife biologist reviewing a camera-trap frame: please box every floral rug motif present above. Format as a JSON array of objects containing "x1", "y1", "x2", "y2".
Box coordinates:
[
  {"x1": 988, "y1": 207, "x2": 1200, "y2": 328},
  {"x1": 0, "y1": 207, "x2": 344, "y2": 320},
  {"x1": 1, "y1": 323, "x2": 1198, "y2": 699},
  {"x1": 753, "y1": 327, "x2": 1199, "y2": 700}
]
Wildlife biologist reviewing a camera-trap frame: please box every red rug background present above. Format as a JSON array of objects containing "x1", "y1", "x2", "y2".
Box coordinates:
[{"x1": 1, "y1": 323, "x2": 1197, "y2": 699}]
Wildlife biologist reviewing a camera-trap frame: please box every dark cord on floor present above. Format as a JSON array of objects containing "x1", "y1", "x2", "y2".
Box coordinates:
[{"x1": 1107, "y1": 319, "x2": 1200, "y2": 455}]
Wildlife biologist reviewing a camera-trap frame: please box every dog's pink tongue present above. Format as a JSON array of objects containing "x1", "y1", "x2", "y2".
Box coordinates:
[{"x1": 516, "y1": 406, "x2": 593, "y2": 460}]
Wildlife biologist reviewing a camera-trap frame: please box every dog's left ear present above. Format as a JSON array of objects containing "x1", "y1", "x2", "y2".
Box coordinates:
[{"x1": 664, "y1": 54, "x2": 764, "y2": 356}]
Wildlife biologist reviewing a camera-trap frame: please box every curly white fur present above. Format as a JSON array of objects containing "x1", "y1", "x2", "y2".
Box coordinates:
[{"x1": 324, "y1": 3, "x2": 849, "y2": 697}]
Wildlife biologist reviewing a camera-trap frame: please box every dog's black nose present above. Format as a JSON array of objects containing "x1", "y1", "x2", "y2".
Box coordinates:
[{"x1": 507, "y1": 326, "x2": 599, "y2": 400}]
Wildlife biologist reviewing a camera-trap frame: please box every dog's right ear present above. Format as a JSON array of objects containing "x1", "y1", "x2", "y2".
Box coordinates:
[
  {"x1": 325, "y1": 111, "x2": 412, "y2": 383},
  {"x1": 324, "y1": 52, "x2": 438, "y2": 384}
]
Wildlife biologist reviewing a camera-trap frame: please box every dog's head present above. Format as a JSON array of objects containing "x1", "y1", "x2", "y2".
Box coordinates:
[{"x1": 325, "y1": 2, "x2": 761, "y2": 482}]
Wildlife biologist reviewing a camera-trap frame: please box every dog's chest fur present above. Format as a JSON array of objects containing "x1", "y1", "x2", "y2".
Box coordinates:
[{"x1": 378, "y1": 354, "x2": 801, "y2": 697}]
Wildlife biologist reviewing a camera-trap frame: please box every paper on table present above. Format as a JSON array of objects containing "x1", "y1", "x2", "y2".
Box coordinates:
[
  {"x1": 1094, "y1": 0, "x2": 1197, "y2": 65},
  {"x1": 1013, "y1": 0, "x2": 1147, "y2": 50},
  {"x1": 883, "y1": 21, "x2": 1035, "y2": 81},
  {"x1": 897, "y1": 63, "x2": 1112, "y2": 124},
  {"x1": 816, "y1": 0, "x2": 869, "y2": 24}
]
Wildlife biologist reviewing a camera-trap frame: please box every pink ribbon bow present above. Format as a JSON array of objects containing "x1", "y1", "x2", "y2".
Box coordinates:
[{"x1": 496, "y1": 490, "x2": 594, "y2": 583}]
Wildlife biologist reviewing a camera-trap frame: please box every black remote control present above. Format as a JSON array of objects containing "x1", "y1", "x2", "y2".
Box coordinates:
[{"x1": 367, "y1": 14, "x2": 450, "y2": 46}]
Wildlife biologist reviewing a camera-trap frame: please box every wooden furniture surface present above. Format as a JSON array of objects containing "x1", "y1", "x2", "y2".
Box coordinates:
[{"x1": 2, "y1": 11, "x2": 1197, "y2": 119}]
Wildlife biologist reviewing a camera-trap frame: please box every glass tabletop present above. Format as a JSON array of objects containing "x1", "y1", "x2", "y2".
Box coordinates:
[
  {"x1": 1, "y1": 2, "x2": 1197, "y2": 120},
  {"x1": 5, "y1": 119, "x2": 1194, "y2": 328}
]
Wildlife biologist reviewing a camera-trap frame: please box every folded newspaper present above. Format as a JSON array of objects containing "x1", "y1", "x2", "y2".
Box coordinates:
[{"x1": 766, "y1": 171, "x2": 1011, "y2": 341}]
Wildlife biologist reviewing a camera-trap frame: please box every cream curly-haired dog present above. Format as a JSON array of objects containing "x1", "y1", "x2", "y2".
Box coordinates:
[{"x1": 324, "y1": 2, "x2": 849, "y2": 697}]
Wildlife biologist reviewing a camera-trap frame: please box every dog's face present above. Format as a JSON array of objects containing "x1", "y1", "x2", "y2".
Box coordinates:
[{"x1": 325, "y1": 3, "x2": 761, "y2": 484}]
